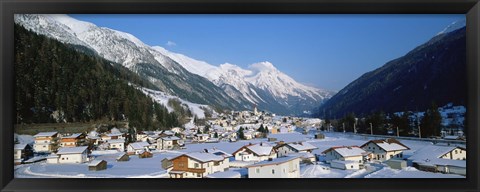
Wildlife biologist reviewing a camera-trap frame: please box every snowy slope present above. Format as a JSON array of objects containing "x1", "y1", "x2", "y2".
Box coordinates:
[
  {"x1": 15, "y1": 14, "x2": 333, "y2": 115},
  {"x1": 437, "y1": 19, "x2": 466, "y2": 35}
]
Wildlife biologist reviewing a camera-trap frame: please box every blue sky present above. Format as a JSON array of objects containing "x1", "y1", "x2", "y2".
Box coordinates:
[{"x1": 71, "y1": 14, "x2": 464, "y2": 91}]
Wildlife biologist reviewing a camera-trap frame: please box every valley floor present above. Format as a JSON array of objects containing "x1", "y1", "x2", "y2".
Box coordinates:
[{"x1": 14, "y1": 132, "x2": 464, "y2": 178}]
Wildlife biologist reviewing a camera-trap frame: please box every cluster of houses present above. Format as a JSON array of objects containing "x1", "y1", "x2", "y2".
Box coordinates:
[{"x1": 13, "y1": 107, "x2": 466, "y2": 178}]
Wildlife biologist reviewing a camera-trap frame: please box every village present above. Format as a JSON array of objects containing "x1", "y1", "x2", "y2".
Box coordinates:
[{"x1": 14, "y1": 106, "x2": 467, "y2": 178}]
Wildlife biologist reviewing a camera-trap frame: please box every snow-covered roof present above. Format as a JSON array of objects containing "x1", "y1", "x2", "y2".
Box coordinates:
[
  {"x1": 408, "y1": 146, "x2": 465, "y2": 161},
  {"x1": 14, "y1": 143, "x2": 29, "y2": 150},
  {"x1": 107, "y1": 139, "x2": 125, "y2": 144},
  {"x1": 444, "y1": 135, "x2": 461, "y2": 140},
  {"x1": 161, "y1": 136, "x2": 181, "y2": 141},
  {"x1": 61, "y1": 133, "x2": 83, "y2": 139},
  {"x1": 88, "y1": 159, "x2": 105, "y2": 166},
  {"x1": 105, "y1": 133, "x2": 123, "y2": 137},
  {"x1": 412, "y1": 157, "x2": 466, "y2": 168},
  {"x1": 245, "y1": 155, "x2": 300, "y2": 168},
  {"x1": 186, "y1": 152, "x2": 224, "y2": 163},
  {"x1": 208, "y1": 148, "x2": 233, "y2": 158},
  {"x1": 234, "y1": 143, "x2": 274, "y2": 156},
  {"x1": 323, "y1": 146, "x2": 366, "y2": 157},
  {"x1": 362, "y1": 139, "x2": 409, "y2": 152},
  {"x1": 205, "y1": 171, "x2": 241, "y2": 178},
  {"x1": 34, "y1": 132, "x2": 58, "y2": 137},
  {"x1": 128, "y1": 142, "x2": 150, "y2": 150},
  {"x1": 286, "y1": 142, "x2": 317, "y2": 151},
  {"x1": 56, "y1": 146, "x2": 88, "y2": 155}
]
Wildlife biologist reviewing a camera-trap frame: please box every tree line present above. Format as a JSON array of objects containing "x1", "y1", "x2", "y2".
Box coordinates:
[
  {"x1": 14, "y1": 24, "x2": 181, "y2": 130},
  {"x1": 320, "y1": 103, "x2": 444, "y2": 138}
]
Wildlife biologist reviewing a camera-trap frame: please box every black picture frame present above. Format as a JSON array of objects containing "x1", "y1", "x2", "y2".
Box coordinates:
[{"x1": 1, "y1": 0, "x2": 479, "y2": 192}]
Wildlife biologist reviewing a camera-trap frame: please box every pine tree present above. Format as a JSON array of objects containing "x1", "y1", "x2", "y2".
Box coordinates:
[{"x1": 420, "y1": 103, "x2": 442, "y2": 138}]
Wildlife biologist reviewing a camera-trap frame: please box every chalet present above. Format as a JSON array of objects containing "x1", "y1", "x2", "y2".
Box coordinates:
[
  {"x1": 116, "y1": 153, "x2": 130, "y2": 161},
  {"x1": 136, "y1": 131, "x2": 148, "y2": 142},
  {"x1": 33, "y1": 132, "x2": 59, "y2": 153},
  {"x1": 106, "y1": 139, "x2": 125, "y2": 151},
  {"x1": 157, "y1": 136, "x2": 182, "y2": 150},
  {"x1": 88, "y1": 160, "x2": 107, "y2": 171},
  {"x1": 47, "y1": 146, "x2": 89, "y2": 164},
  {"x1": 322, "y1": 146, "x2": 367, "y2": 164},
  {"x1": 14, "y1": 144, "x2": 33, "y2": 165},
  {"x1": 360, "y1": 139, "x2": 410, "y2": 161},
  {"x1": 245, "y1": 155, "x2": 301, "y2": 178},
  {"x1": 127, "y1": 141, "x2": 150, "y2": 155},
  {"x1": 169, "y1": 150, "x2": 230, "y2": 178},
  {"x1": 101, "y1": 133, "x2": 124, "y2": 142},
  {"x1": 232, "y1": 143, "x2": 277, "y2": 162},
  {"x1": 408, "y1": 145, "x2": 466, "y2": 176},
  {"x1": 439, "y1": 146, "x2": 466, "y2": 160},
  {"x1": 59, "y1": 133, "x2": 86, "y2": 148},
  {"x1": 275, "y1": 142, "x2": 317, "y2": 157}
]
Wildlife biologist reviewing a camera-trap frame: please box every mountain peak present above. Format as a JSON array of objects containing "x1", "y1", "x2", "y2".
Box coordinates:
[
  {"x1": 248, "y1": 61, "x2": 277, "y2": 73},
  {"x1": 437, "y1": 19, "x2": 466, "y2": 35}
]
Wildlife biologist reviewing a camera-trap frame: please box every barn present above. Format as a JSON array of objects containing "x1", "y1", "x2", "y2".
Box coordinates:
[
  {"x1": 88, "y1": 160, "x2": 107, "y2": 171},
  {"x1": 116, "y1": 153, "x2": 130, "y2": 162}
]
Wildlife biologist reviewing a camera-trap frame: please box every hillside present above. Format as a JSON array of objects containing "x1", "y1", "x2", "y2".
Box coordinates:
[
  {"x1": 316, "y1": 27, "x2": 466, "y2": 118},
  {"x1": 14, "y1": 24, "x2": 181, "y2": 130}
]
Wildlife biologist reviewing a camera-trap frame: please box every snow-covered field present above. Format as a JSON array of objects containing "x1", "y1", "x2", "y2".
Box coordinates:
[{"x1": 14, "y1": 132, "x2": 465, "y2": 178}]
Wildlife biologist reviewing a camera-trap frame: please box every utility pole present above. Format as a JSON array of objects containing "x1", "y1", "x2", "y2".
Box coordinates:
[
  {"x1": 354, "y1": 123, "x2": 357, "y2": 134},
  {"x1": 418, "y1": 125, "x2": 422, "y2": 138},
  {"x1": 343, "y1": 123, "x2": 345, "y2": 133},
  {"x1": 370, "y1": 123, "x2": 373, "y2": 135},
  {"x1": 396, "y1": 126, "x2": 399, "y2": 137}
]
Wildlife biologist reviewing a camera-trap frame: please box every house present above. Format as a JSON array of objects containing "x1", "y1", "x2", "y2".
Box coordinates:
[
  {"x1": 232, "y1": 143, "x2": 277, "y2": 162},
  {"x1": 157, "y1": 136, "x2": 182, "y2": 150},
  {"x1": 47, "y1": 146, "x2": 89, "y2": 164},
  {"x1": 194, "y1": 134, "x2": 209, "y2": 142},
  {"x1": 88, "y1": 160, "x2": 107, "y2": 171},
  {"x1": 101, "y1": 133, "x2": 124, "y2": 142},
  {"x1": 139, "y1": 151, "x2": 153, "y2": 158},
  {"x1": 136, "y1": 131, "x2": 148, "y2": 142},
  {"x1": 14, "y1": 144, "x2": 33, "y2": 165},
  {"x1": 360, "y1": 139, "x2": 410, "y2": 161},
  {"x1": 275, "y1": 142, "x2": 318, "y2": 157},
  {"x1": 33, "y1": 132, "x2": 59, "y2": 153},
  {"x1": 169, "y1": 149, "x2": 230, "y2": 178},
  {"x1": 245, "y1": 155, "x2": 301, "y2": 178},
  {"x1": 59, "y1": 133, "x2": 86, "y2": 148},
  {"x1": 438, "y1": 146, "x2": 466, "y2": 160},
  {"x1": 116, "y1": 153, "x2": 130, "y2": 161},
  {"x1": 127, "y1": 141, "x2": 150, "y2": 155},
  {"x1": 107, "y1": 139, "x2": 125, "y2": 151},
  {"x1": 322, "y1": 146, "x2": 367, "y2": 164},
  {"x1": 330, "y1": 160, "x2": 360, "y2": 170},
  {"x1": 408, "y1": 145, "x2": 466, "y2": 176}
]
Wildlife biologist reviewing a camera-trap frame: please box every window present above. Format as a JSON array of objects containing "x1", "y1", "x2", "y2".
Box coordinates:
[
  {"x1": 179, "y1": 163, "x2": 184, "y2": 168},
  {"x1": 460, "y1": 150, "x2": 462, "y2": 154},
  {"x1": 351, "y1": 165, "x2": 354, "y2": 169},
  {"x1": 272, "y1": 169, "x2": 275, "y2": 174},
  {"x1": 390, "y1": 155, "x2": 393, "y2": 158},
  {"x1": 368, "y1": 147, "x2": 371, "y2": 149},
  {"x1": 359, "y1": 160, "x2": 362, "y2": 163},
  {"x1": 382, "y1": 155, "x2": 385, "y2": 158},
  {"x1": 455, "y1": 150, "x2": 458, "y2": 154},
  {"x1": 256, "y1": 168, "x2": 260, "y2": 173},
  {"x1": 197, "y1": 173, "x2": 201, "y2": 177},
  {"x1": 194, "y1": 163, "x2": 199, "y2": 168},
  {"x1": 283, "y1": 168, "x2": 286, "y2": 173}
]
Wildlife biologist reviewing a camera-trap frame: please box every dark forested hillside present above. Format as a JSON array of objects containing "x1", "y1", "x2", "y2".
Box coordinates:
[
  {"x1": 14, "y1": 24, "x2": 180, "y2": 130},
  {"x1": 315, "y1": 27, "x2": 466, "y2": 119}
]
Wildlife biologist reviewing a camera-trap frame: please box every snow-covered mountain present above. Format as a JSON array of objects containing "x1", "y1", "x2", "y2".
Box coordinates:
[
  {"x1": 15, "y1": 14, "x2": 247, "y2": 111},
  {"x1": 437, "y1": 19, "x2": 466, "y2": 35},
  {"x1": 152, "y1": 47, "x2": 334, "y2": 115},
  {"x1": 15, "y1": 14, "x2": 333, "y2": 115}
]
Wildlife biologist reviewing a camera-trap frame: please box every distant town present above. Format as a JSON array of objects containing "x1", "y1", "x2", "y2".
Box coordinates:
[{"x1": 14, "y1": 105, "x2": 466, "y2": 178}]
